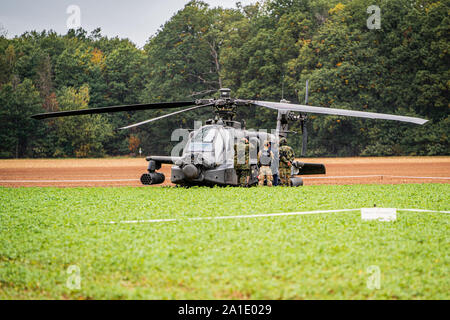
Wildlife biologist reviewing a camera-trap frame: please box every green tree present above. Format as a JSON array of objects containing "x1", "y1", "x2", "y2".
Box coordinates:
[
  {"x1": 0, "y1": 79, "x2": 43, "y2": 158},
  {"x1": 52, "y1": 85, "x2": 113, "y2": 157},
  {"x1": 0, "y1": 0, "x2": 447, "y2": 158}
]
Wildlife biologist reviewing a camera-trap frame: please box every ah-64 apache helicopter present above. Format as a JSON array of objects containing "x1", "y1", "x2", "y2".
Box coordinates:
[{"x1": 32, "y1": 82, "x2": 428, "y2": 187}]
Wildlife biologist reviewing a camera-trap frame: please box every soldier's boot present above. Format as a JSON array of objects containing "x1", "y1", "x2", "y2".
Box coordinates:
[
  {"x1": 267, "y1": 175, "x2": 273, "y2": 187},
  {"x1": 239, "y1": 174, "x2": 247, "y2": 186},
  {"x1": 242, "y1": 174, "x2": 250, "y2": 187}
]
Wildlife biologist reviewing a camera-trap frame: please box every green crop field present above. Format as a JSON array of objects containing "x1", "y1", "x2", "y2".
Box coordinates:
[{"x1": 0, "y1": 184, "x2": 448, "y2": 299}]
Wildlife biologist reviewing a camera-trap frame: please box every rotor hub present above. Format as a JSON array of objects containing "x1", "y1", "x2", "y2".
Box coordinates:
[{"x1": 219, "y1": 88, "x2": 231, "y2": 99}]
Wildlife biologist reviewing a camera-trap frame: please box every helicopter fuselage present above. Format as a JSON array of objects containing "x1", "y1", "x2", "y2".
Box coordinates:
[
  {"x1": 141, "y1": 121, "x2": 325, "y2": 187},
  {"x1": 142, "y1": 122, "x2": 279, "y2": 187}
]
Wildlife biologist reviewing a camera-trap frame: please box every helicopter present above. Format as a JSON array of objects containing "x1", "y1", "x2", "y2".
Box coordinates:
[{"x1": 32, "y1": 82, "x2": 428, "y2": 187}]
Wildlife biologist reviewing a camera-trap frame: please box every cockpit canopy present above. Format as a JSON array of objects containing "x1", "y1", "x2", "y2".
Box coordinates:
[
  {"x1": 183, "y1": 125, "x2": 279, "y2": 170},
  {"x1": 184, "y1": 125, "x2": 232, "y2": 167}
]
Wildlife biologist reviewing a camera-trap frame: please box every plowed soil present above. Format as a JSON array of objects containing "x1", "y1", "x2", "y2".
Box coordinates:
[{"x1": 0, "y1": 157, "x2": 448, "y2": 187}]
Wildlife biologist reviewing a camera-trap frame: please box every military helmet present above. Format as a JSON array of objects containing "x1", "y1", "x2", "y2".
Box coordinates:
[{"x1": 279, "y1": 137, "x2": 287, "y2": 146}]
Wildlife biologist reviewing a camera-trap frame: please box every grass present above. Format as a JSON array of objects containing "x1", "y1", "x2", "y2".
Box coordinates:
[{"x1": 0, "y1": 183, "x2": 448, "y2": 299}]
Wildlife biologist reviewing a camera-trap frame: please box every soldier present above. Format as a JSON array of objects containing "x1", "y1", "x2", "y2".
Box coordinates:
[
  {"x1": 234, "y1": 137, "x2": 250, "y2": 186},
  {"x1": 269, "y1": 141, "x2": 279, "y2": 186},
  {"x1": 257, "y1": 140, "x2": 274, "y2": 186},
  {"x1": 278, "y1": 137, "x2": 295, "y2": 186},
  {"x1": 248, "y1": 137, "x2": 259, "y2": 185}
]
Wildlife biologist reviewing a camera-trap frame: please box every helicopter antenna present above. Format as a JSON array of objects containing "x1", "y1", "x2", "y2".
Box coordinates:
[
  {"x1": 305, "y1": 79, "x2": 309, "y2": 104},
  {"x1": 301, "y1": 80, "x2": 309, "y2": 156}
]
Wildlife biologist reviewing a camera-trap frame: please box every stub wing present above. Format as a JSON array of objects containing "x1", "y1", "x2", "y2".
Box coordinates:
[{"x1": 146, "y1": 155, "x2": 180, "y2": 164}]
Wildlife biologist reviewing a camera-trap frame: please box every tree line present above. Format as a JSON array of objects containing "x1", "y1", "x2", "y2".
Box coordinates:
[{"x1": 0, "y1": 0, "x2": 448, "y2": 158}]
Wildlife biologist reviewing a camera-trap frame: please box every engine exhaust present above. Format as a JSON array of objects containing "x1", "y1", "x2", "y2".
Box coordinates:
[{"x1": 290, "y1": 177, "x2": 303, "y2": 187}]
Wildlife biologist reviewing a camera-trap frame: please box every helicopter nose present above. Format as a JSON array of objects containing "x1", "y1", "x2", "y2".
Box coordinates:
[{"x1": 182, "y1": 164, "x2": 199, "y2": 180}]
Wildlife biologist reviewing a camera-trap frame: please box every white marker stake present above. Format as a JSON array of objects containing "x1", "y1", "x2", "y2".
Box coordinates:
[{"x1": 361, "y1": 208, "x2": 396, "y2": 221}]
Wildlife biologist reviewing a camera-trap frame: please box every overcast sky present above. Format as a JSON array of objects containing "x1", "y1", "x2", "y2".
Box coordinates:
[{"x1": 0, "y1": 0, "x2": 255, "y2": 48}]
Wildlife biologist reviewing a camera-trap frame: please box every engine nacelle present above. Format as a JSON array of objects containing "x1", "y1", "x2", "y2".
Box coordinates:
[{"x1": 182, "y1": 164, "x2": 199, "y2": 180}]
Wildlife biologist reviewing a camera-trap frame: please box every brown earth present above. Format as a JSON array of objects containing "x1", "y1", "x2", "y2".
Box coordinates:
[{"x1": 0, "y1": 157, "x2": 449, "y2": 187}]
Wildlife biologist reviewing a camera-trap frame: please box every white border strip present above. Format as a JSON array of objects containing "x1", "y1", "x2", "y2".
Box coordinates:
[
  {"x1": 108, "y1": 208, "x2": 449, "y2": 224},
  {"x1": 303, "y1": 175, "x2": 382, "y2": 179},
  {"x1": 1, "y1": 175, "x2": 448, "y2": 183},
  {"x1": 388, "y1": 175, "x2": 450, "y2": 180},
  {"x1": 399, "y1": 208, "x2": 450, "y2": 213},
  {"x1": 302, "y1": 175, "x2": 450, "y2": 180}
]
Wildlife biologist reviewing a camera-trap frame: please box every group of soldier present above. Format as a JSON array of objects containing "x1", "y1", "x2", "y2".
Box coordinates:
[{"x1": 233, "y1": 136, "x2": 295, "y2": 187}]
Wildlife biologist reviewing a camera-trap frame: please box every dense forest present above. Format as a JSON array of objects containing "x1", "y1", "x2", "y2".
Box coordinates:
[{"x1": 0, "y1": 0, "x2": 448, "y2": 158}]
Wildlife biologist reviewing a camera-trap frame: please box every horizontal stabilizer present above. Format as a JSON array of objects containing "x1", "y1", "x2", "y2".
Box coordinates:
[{"x1": 292, "y1": 161, "x2": 326, "y2": 175}]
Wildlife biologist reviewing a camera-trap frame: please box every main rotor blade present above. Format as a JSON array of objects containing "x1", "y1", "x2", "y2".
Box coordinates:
[
  {"x1": 31, "y1": 101, "x2": 196, "y2": 120},
  {"x1": 119, "y1": 103, "x2": 214, "y2": 130},
  {"x1": 252, "y1": 101, "x2": 428, "y2": 125}
]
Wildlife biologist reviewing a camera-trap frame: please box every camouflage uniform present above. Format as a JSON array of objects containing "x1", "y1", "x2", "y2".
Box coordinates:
[
  {"x1": 248, "y1": 138, "x2": 259, "y2": 185},
  {"x1": 257, "y1": 141, "x2": 274, "y2": 186},
  {"x1": 279, "y1": 137, "x2": 295, "y2": 186},
  {"x1": 234, "y1": 138, "x2": 250, "y2": 186}
]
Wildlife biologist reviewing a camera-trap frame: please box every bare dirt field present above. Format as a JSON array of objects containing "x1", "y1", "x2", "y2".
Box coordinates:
[{"x1": 0, "y1": 157, "x2": 449, "y2": 187}]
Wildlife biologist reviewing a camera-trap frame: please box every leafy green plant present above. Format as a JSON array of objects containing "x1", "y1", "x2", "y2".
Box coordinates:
[{"x1": 0, "y1": 183, "x2": 448, "y2": 299}]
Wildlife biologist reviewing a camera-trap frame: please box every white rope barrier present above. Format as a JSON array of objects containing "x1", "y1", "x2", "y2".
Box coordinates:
[{"x1": 108, "y1": 208, "x2": 449, "y2": 224}]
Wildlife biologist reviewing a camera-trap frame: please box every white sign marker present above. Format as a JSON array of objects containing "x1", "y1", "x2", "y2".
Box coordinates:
[{"x1": 361, "y1": 208, "x2": 397, "y2": 221}]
